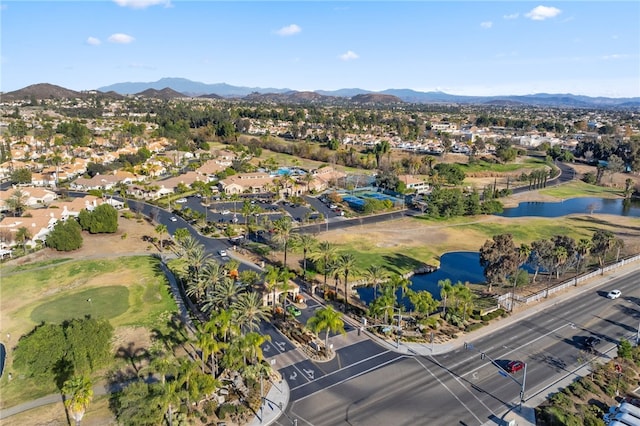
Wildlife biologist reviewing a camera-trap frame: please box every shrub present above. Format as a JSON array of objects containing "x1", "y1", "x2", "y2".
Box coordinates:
[
  {"x1": 465, "y1": 323, "x2": 484, "y2": 332},
  {"x1": 550, "y1": 391, "x2": 573, "y2": 409},
  {"x1": 46, "y1": 219, "x2": 83, "y2": 251}
]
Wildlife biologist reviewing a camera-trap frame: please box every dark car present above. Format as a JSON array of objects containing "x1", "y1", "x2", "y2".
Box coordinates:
[
  {"x1": 506, "y1": 360, "x2": 525, "y2": 374},
  {"x1": 585, "y1": 336, "x2": 601, "y2": 350}
]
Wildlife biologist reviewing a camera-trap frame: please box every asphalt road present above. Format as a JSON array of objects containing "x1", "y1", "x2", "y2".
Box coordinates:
[{"x1": 270, "y1": 268, "x2": 640, "y2": 426}]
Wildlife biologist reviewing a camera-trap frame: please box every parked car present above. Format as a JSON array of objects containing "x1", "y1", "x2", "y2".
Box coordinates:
[
  {"x1": 585, "y1": 336, "x2": 602, "y2": 350},
  {"x1": 506, "y1": 360, "x2": 525, "y2": 374},
  {"x1": 607, "y1": 289, "x2": 622, "y2": 299},
  {"x1": 169, "y1": 216, "x2": 177, "y2": 222},
  {"x1": 287, "y1": 305, "x2": 301, "y2": 317},
  {"x1": 176, "y1": 198, "x2": 187, "y2": 203}
]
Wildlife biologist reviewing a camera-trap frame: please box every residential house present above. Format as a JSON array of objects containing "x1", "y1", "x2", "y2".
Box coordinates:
[
  {"x1": 398, "y1": 175, "x2": 431, "y2": 194},
  {"x1": 219, "y1": 172, "x2": 275, "y2": 195}
]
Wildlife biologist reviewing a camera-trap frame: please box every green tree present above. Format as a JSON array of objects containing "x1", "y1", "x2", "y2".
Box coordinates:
[
  {"x1": 78, "y1": 204, "x2": 118, "y2": 233},
  {"x1": 479, "y1": 234, "x2": 519, "y2": 291},
  {"x1": 438, "y1": 279, "x2": 454, "y2": 316},
  {"x1": 309, "y1": 241, "x2": 338, "y2": 298},
  {"x1": 5, "y1": 189, "x2": 28, "y2": 216},
  {"x1": 291, "y1": 233, "x2": 317, "y2": 281},
  {"x1": 306, "y1": 305, "x2": 346, "y2": 353},
  {"x1": 591, "y1": 229, "x2": 617, "y2": 269},
  {"x1": 115, "y1": 381, "x2": 165, "y2": 426},
  {"x1": 46, "y1": 219, "x2": 83, "y2": 251},
  {"x1": 363, "y1": 264, "x2": 388, "y2": 301},
  {"x1": 232, "y1": 291, "x2": 272, "y2": 334},
  {"x1": 406, "y1": 289, "x2": 438, "y2": 317},
  {"x1": 62, "y1": 375, "x2": 94, "y2": 426},
  {"x1": 155, "y1": 224, "x2": 168, "y2": 250},
  {"x1": 272, "y1": 216, "x2": 293, "y2": 268},
  {"x1": 618, "y1": 338, "x2": 633, "y2": 359},
  {"x1": 10, "y1": 167, "x2": 32, "y2": 184},
  {"x1": 333, "y1": 253, "x2": 359, "y2": 311},
  {"x1": 15, "y1": 226, "x2": 31, "y2": 251}
]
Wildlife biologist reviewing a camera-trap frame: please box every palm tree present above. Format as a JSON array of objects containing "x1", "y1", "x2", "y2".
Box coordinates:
[
  {"x1": 576, "y1": 238, "x2": 592, "y2": 273},
  {"x1": 363, "y1": 265, "x2": 388, "y2": 301},
  {"x1": 333, "y1": 253, "x2": 359, "y2": 312},
  {"x1": 263, "y1": 265, "x2": 281, "y2": 313},
  {"x1": 452, "y1": 283, "x2": 475, "y2": 321},
  {"x1": 232, "y1": 292, "x2": 272, "y2": 334},
  {"x1": 155, "y1": 224, "x2": 168, "y2": 250},
  {"x1": 242, "y1": 331, "x2": 271, "y2": 365},
  {"x1": 438, "y1": 279, "x2": 454, "y2": 316},
  {"x1": 302, "y1": 172, "x2": 315, "y2": 194},
  {"x1": 15, "y1": 226, "x2": 31, "y2": 252},
  {"x1": 173, "y1": 227, "x2": 190, "y2": 244},
  {"x1": 62, "y1": 375, "x2": 94, "y2": 426},
  {"x1": 306, "y1": 305, "x2": 346, "y2": 353},
  {"x1": 205, "y1": 277, "x2": 246, "y2": 311},
  {"x1": 146, "y1": 352, "x2": 177, "y2": 386},
  {"x1": 224, "y1": 258, "x2": 241, "y2": 282},
  {"x1": 389, "y1": 274, "x2": 411, "y2": 298},
  {"x1": 309, "y1": 241, "x2": 338, "y2": 298},
  {"x1": 272, "y1": 216, "x2": 293, "y2": 267},
  {"x1": 291, "y1": 233, "x2": 317, "y2": 281},
  {"x1": 278, "y1": 268, "x2": 296, "y2": 318}
]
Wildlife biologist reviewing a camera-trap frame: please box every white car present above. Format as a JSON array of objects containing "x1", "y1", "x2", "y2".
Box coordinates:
[
  {"x1": 176, "y1": 198, "x2": 187, "y2": 203},
  {"x1": 607, "y1": 289, "x2": 622, "y2": 299},
  {"x1": 218, "y1": 250, "x2": 227, "y2": 257},
  {"x1": 169, "y1": 216, "x2": 177, "y2": 222}
]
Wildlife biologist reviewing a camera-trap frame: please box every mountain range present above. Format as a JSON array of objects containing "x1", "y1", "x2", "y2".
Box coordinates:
[{"x1": 3, "y1": 78, "x2": 639, "y2": 108}]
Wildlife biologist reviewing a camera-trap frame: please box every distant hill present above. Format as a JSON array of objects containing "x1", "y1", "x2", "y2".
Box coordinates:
[
  {"x1": 136, "y1": 87, "x2": 186, "y2": 100},
  {"x1": 4, "y1": 79, "x2": 639, "y2": 108},
  {"x1": 351, "y1": 93, "x2": 403, "y2": 104},
  {"x1": 1, "y1": 83, "x2": 85, "y2": 101},
  {"x1": 99, "y1": 77, "x2": 290, "y2": 98}
]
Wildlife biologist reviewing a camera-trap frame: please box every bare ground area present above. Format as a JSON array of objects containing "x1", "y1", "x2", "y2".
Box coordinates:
[{"x1": 2, "y1": 214, "x2": 162, "y2": 268}]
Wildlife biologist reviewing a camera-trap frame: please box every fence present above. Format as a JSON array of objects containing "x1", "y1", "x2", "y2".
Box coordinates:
[{"x1": 497, "y1": 254, "x2": 640, "y2": 311}]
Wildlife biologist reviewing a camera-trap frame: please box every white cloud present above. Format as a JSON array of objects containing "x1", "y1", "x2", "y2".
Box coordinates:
[
  {"x1": 602, "y1": 54, "x2": 630, "y2": 60},
  {"x1": 108, "y1": 33, "x2": 135, "y2": 44},
  {"x1": 275, "y1": 24, "x2": 301, "y2": 37},
  {"x1": 503, "y1": 13, "x2": 519, "y2": 20},
  {"x1": 525, "y1": 5, "x2": 562, "y2": 21},
  {"x1": 113, "y1": 0, "x2": 170, "y2": 9},
  {"x1": 480, "y1": 21, "x2": 493, "y2": 29},
  {"x1": 86, "y1": 37, "x2": 101, "y2": 46},
  {"x1": 339, "y1": 50, "x2": 359, "y2": 61}
]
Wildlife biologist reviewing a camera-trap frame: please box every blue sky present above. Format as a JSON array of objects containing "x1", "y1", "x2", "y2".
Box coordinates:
[{"x1": 2, "y1": 1, "x2": 639, "y2": 97}]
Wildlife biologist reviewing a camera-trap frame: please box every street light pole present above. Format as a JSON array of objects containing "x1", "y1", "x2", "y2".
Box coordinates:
[{"x1": 396, "y1": 308, "x2": 402, "y2": 349}]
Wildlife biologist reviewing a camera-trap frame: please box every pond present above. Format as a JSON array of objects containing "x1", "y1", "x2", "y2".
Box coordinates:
[
  {"x1": 356, "y1": 196, "x2": 639, "y2": 307},
  {"x1": 497, "y1": 197, "x2": 640, "y2": 218},
  {"x1": 356, "y1": 251, "x2": 486, "y2": 306}
]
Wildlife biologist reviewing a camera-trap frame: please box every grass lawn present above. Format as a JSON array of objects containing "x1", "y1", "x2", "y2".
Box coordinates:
[
  {"x1": 461, "y1": 157, "x2": 548, "y2": 174},
  {"x1": 319, "y1": 214, "x2": 640, "y2": 281},
  {"x1": 30, "y1": 286, "x2": 129, "y2": 324},
  {"x1": 539, "y1": 180, "x2": 624, "y2": 199},
  {"x1": 0, "y1": 255, "x2": 177, "y2": 409}
]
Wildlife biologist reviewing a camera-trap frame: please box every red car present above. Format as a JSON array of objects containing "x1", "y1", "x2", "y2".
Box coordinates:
[{"x1": 506, "y1": 360, "x2": 525, "y2": 374}]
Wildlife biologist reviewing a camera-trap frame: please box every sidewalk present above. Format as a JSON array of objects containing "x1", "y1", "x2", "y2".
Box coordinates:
[{"x1": 248, "y1": 376, "x2": 290, "y2": 426}]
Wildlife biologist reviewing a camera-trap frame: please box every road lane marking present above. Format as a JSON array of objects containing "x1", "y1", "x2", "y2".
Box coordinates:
[
  {"x1": 293, "y1": 355, "x2": 404, "y2": 401},
  {"x1": 454, "y1": 322, "x2": 571, "y2": 377},
  {"x1": 413, "y1": 357, "x2": 485, "y2": 424},
  {"x1": 290, "y1": 350, "x2": 392, "y2": 391}
]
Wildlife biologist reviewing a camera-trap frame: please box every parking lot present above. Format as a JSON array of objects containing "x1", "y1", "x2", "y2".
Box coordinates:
[{"x1": 175, "y1": 193, "x2": 345, "y2": 229}]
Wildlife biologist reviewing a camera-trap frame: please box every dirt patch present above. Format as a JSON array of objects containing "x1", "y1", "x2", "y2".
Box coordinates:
[{"x1": 3, "y1": 214, "x2": 161, "y2": 267}]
